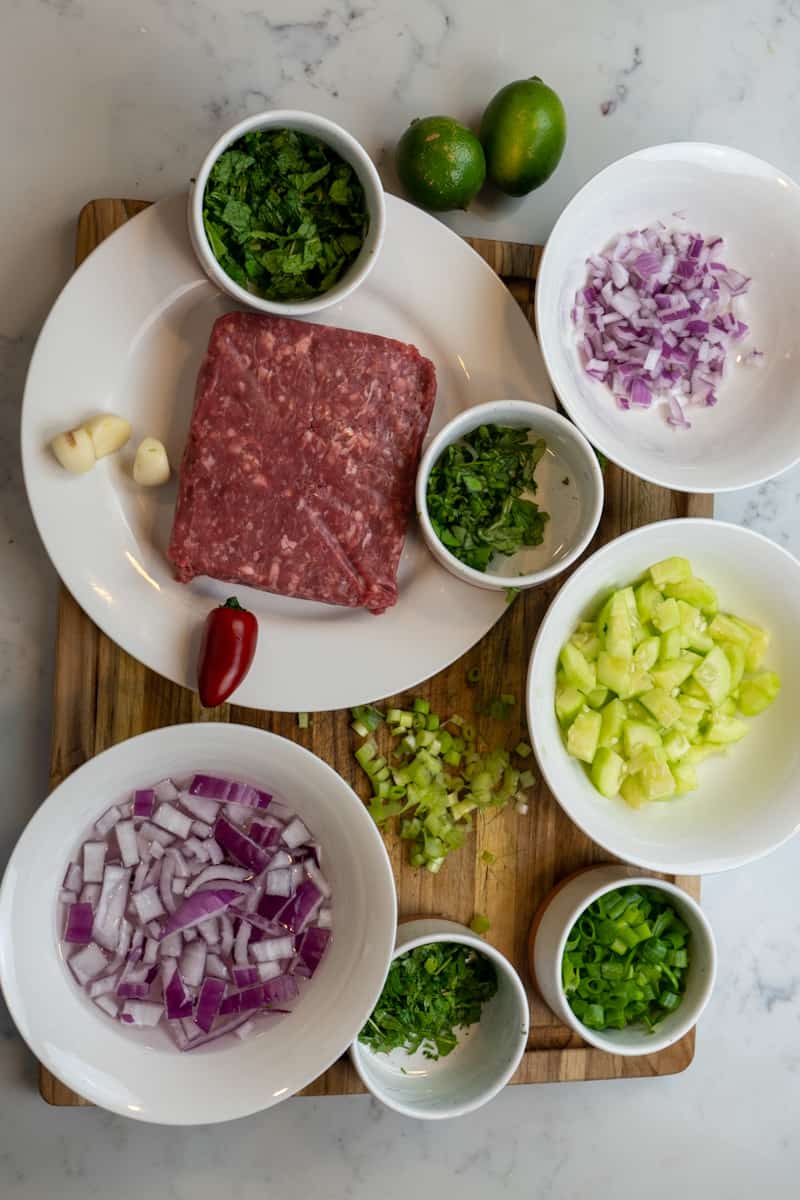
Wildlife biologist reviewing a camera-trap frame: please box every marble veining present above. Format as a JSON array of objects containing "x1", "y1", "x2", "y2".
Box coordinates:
[{"x1": 2, "y1": 0, "x2": 800, "y2": 1195}]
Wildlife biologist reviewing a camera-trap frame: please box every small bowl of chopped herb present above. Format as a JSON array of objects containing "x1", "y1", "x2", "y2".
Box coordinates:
[
  {"x1": 351, "y1": 918, "x2": 529, "y2": 1120},
  {"x1": 530, "y1": 865, "x2": 716, "y2": 1056},
  {"x1": 416, "y1": 400, "x2": 603, "y2": 593},
  {"x1": 189, "y1": 109, "x2": 385, "y2": 315}
]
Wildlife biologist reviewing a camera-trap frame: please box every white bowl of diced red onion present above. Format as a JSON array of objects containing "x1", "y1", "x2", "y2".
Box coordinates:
[
  {"x1": 535, "y1": 141, "x2": 800, "y2": 493},
  {"x1": 0, "y1": 723, "x2": 397, "y2": 1125}
]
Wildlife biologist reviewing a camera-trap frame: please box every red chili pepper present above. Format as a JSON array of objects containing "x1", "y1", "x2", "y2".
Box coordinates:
[{"x1": 197, "y1": 597, "x2": 258, "y2": 708}]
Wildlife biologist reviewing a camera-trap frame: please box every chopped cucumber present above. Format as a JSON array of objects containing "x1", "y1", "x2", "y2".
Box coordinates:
[
  {"x1": 557, "y1": 560, "x2": 779, "y2": 805},
  {"x1": 649, "y1": 557, "x2": 691, "y2": 588},
  {"x1": 658, "y1": 628, "x2": 683, "y2": 662},
  {"x1": 692, "y1": 645, "x2": 732, "y2": 706},
  {"x1": 591, "y1": 747, "x2": 625, "y2": 798},
  {"x1": 560, "y1": 643, "x2": 596, "y2": 694},
  {"x1": 598, "y1": 698, "x2": 626, "y2": 748},
  {"x1": 635, "y1": 580, "x2": 663, "y2": 623},
  {"x1": 566, "y1": 710, "x2": 602, "y2": 763},
  {"x1": 650, "y1": 657, "x2": 697, "y2": 691},
  {"x1": 634, "y1": 637, "x2": 660, "y2": 671},
  {"x1": 708, "y1": 613, "x2": 751, "y2": 647},
  {"x1": 623, "y1": 720, "x2": 662, "y2": 757},
  {"x1": 664, "y1": 576, "x2": 718, "y2": 614},
  {"x1": 653, "y1": 598, "x2": 680, "y2": 633},
  {"x1": 737, "y1": 671, "x2": 780, "y2": 716},
  {"x1": 639, "y1": 688, "x2": 682, "y2": 729},
  {"x1": 556, "y1": 685, "x2": 584, "y2": 725}
]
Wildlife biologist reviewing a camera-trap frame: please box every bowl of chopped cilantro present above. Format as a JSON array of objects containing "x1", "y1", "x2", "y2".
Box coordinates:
[
  {"x1": 530, "y1": 865, "x2": 716, "y2": 1056},
  {"x1": 351, "y1": 918, "x2": 529, "y2": 1120},
  {"x1": 190, "y1": 110, "x2": 385, "y2": 315},
  {"x1": 416, "y1": 400, "x2": 604, "y2": 592}
]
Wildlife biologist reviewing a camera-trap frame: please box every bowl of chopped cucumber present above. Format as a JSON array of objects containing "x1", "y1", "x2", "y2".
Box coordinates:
[
  {"x1": 530, "y1": 865, "x2": 716, "y2": 1056},
  {"x1": 527, "y1": 518, "x2": 800, "y2": 874}
]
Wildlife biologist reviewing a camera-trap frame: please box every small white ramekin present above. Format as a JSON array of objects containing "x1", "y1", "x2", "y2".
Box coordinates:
[
  {"x1": 350, "y1": 918, "x2": 529, "y2": 1120},
  {"x1": 188, "y1": 109, "x2": 385, "y2": 317},
  {"x1": 415, "y1": 400, "x2": 603, "y2": 591},
  {"x1": 529, "y1": 865, "x2": 716, "y2": 1057}
]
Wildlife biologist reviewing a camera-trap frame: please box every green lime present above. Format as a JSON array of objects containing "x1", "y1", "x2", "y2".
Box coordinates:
[
  {"x1": 479, "y1": 77, "x2": 566, "y2": 197},
  {"x1": 395, "y1": 116, "x2": 486, "y2": 212}
]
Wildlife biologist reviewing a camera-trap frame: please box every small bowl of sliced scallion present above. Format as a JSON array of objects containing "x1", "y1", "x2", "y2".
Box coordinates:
[
  {"x1": 415, "y1": 400, "x2": 603, "y2": 594},
  {"x1": 529, "y1": 865, "x2": 716, "y2": 1056},
  {"x1": 351, "y1": 918, "x2": 529, "y2": 1119}
]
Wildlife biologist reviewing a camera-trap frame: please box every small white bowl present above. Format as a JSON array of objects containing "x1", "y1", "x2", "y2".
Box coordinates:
[
  {"x1": 536, "y1": 142, "x2": 800, "y2": 493},
  {"x1": 415, "y1": 400, "x2": 603, "y2": 591},
  {"x1": 530, "y1": 866, "x2": 716, "y2": 1056},
  {"x1": 527, "y1": 518, "x2": 800, "y2": 875},
  {"x1": 350, "y1": 918, "x2": 529, "y2": 1120},
  {"x1": 0, "y1": 723, "x2": 397, "y2": 1125},
  {"x1": 189, "y1": 109, "x2": 385, "y2": 317}
]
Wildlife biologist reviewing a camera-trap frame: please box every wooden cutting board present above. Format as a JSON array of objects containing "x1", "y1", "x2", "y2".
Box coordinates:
[{"x1": 40, "y1": 199, "x2": 709, "y2": 1106}]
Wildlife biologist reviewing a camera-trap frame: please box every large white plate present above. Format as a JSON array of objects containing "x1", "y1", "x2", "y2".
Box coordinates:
[{"x1": 22, "y1": 193, "x2": 554, "y2": 711}]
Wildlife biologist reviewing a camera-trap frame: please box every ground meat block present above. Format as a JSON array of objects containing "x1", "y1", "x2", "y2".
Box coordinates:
[{"x1": 168, "y1": 312, "x2": 436, "y2": 614}]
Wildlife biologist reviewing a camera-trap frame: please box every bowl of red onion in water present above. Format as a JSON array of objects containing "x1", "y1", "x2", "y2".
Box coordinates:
[
  {"x1": 535, "y1": 141, "x2": 800, "y2": 493},
  {"x1": 0, "y1": 723, "x2": 397, "y2": 1125}
]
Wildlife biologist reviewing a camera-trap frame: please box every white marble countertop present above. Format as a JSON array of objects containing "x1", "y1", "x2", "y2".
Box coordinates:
[{"x1": 2, "y1": 0, "x2": 799, "y2": 1195}]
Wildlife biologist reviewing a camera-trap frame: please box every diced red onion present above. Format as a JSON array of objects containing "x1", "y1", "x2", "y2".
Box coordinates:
[
  {"x1": 195, "y1": 977, "x2": 226, "y2": 1033},
  {"x1": 64, "y1": 902, "x2": 94, "y2": 944},
  {"x1": 95, "y1": 806, "x2": 122, "y2": 837},
  {"x1": 83, "y1": 841, "x2": 106, "y2": 884},
  {"x1": 154, "y1": 779, "x2": 180, "y2": 803},
  {"x1": 281, "y1": 817, "x2": 311, "y2": 851},
  {"x1": 190, "y1": 775, "x2": 271, "y2": 809},
  {"x1": 184, "y1": 864, "x2": 252, "y2": 897},
  {"x1": 153, "y1": 803, "x2": 193, "y2": 840},
  {"x1": 115, "y1": 820, "x2": 139, "y2": 868},
  {"x1": 95, "y1": 994, "x2": 119, "y2": 1019},
  {"x1": 121, "y1": 999, "x2": 163, "y2": 1027},
  {"x1": 70, "y1": 942, "x2": 108, "y2": 985},
  {"x1": 180, "y1": 939, "x2": 207, "y2": 988},
  {"x1": 178, "y1": 791, "x2": 220, "y2": 824},
  {"x1": 132, "y1": 885, "x2": 165, "y2": 924},
  {"x1": 574, "y1": 224, "x2": 760, "y2": 428},
  {"x1": 234, "y1": 920, "x2": 252, "y2": 965},
  {"x1": 299, "y1": 927, "x2": 330, "y2": 975},
  {"x1": 63, "y1": 862, "x2": 83, "y2": 893},
  {"x1": 251, "y1": 935, "x2": 293, "y2": 963},
  {"x1": 205, "y1": 953, "x2": 230, "y2": 980},
  {"x1": 138, "y1": 821, "x2": 174, "y2": 849},
  {"x1": 133, "y1": 789, "x2": 156, "y2": 820},
  {"x1": 93, "y1": 865, "x2": 130, "y2": 951},
  {"x1": 62, "y1": 774, "x2": 330, "y2": 1050}
]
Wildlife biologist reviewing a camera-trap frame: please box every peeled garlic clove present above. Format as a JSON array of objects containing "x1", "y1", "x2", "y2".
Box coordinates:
[
  {"x1": 133, "y1": 437, "x2": 171, "y2": 487},
  {"x1": 50, "y1": 427, "x2": 96, "y2": 474},
  {"x1": 84, "y1": 413, "x2": 132, "y2": 459}
]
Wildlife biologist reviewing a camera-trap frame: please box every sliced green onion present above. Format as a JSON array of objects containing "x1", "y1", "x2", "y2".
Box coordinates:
[
  {"x1": 561, "y1": 885, "x2": 690, "y2": 1033},
  {"x1": 514, "y1": 741, "x2": 532, "y2": 758},
  {"x1": 469, "y1": 913, "x2": 491, "y2": 935},
  {"x1": 466, "y1": 667, "x2": 481, "y2": 685},
  {"x1": 297, "y1": 711, "x2": 310, "y2": 729}
]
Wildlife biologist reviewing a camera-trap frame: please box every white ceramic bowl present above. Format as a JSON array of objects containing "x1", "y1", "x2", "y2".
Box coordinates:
[
  {"x1": 0, "y1": 723, "x2": 397, "y2": 1125},
  {"x1": 527, "y1": 518, "x2": 800, "y2": 875},
  {"x1": 536, "y1": 142, "x2": 800, "y2": 493},
  {"x1": 189, "y1": 109, "x2": 385, "y2": 316},
  {"x1": 350, "y1": 919, "x2": 529, "y2": 1120},
  {"x1": 530, "y1": 865, "x2": 716, "y2": 1056},
  {"x1": 415, "y1": 400, "x2": 604, "y2": 591}
]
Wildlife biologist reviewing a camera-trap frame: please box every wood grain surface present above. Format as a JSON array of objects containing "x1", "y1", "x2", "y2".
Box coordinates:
[{"x1": 39, "y1": 199, "x2": 710, "y2": 1107}]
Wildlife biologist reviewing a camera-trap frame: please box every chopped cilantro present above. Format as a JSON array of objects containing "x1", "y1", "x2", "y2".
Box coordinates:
[
  {"x1": 426, "y1": 425, "x2": 549, "y2": 572},
  {"x1": 359, "y1": 942, "x2": 498, "y2": 1059},
  {"x1": 202, "y1": 128, "x2": 368, "y2": 302}
]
